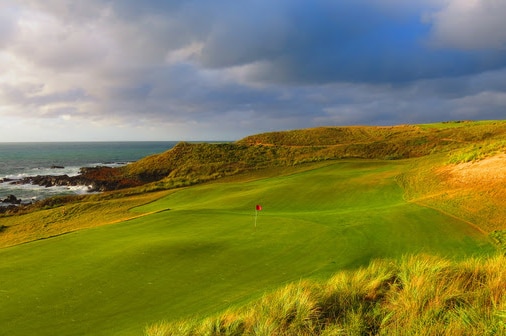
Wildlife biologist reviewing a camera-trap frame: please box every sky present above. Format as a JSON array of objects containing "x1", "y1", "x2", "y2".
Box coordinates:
[{"x1": 1, "y1": 0, "x2": 506, "y2": 141}]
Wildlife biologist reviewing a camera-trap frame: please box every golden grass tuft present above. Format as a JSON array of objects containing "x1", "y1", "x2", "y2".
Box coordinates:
[{"x1": 146, "y1": 254, "x2": 506, "y2": 336}]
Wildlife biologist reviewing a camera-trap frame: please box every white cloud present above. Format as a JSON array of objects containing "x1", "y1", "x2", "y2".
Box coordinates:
[
  {"x1": 165, "y1": 42, "x2": 204, "y2": 65},
  {"x1": 428, "y1": 0, "x2": 506, "y2": 50},
  {"x1": 0, "y1": 6, "x2": 18, "y2": 48},
  {"x1": 11, "y1": 6, "x2": 114, "y2": 70}
]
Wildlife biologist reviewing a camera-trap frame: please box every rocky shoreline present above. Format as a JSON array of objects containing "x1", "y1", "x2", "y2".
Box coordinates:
[
  {"x1": 7, "y1": 166, "x2": 135, "y2": 192},
  {"x1": 1, "y1": 166, "x2": 141, "y2": 213},
  {"x1": 9, "y1": 174, "x2": 93, "y2": 189},
  {"x1": 0, "y1": 194, "x2": 25, "y2": 214}
]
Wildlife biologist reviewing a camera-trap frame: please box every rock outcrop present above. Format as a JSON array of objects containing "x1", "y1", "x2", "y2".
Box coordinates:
[
  {"x1": 11, "y1": 166, "x2": 142, "y2": 192},
  {"x1": 1, "y1": 194, "x2": 21, "y2": 204}
]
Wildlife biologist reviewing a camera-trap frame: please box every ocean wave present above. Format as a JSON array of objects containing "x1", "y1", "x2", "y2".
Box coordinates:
[
  {"x1": 1, "y1": 161, "x2": 130, "y2": 181},
  {"x1": 0, "y1": 178, "x2": 96, "y2": 205},
  {"x1": 0, "y1": 162, "x2": 129, "y2": 203},
  {"x1": 2, "y1": 167, "x2": 81, "y2": 180},
  {"x1": 0, "y1": 141, "x2": 177, "y2": 205}
]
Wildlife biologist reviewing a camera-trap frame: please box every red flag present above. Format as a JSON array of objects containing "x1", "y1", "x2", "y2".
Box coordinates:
[{"x1": 256, "y1": 204, "x2": 262, "y2": 211}]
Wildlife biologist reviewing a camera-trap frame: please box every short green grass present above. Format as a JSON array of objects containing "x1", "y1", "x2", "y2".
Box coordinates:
[{"x1": 0, "y1": 160, "x2": 495, "y2": 335}]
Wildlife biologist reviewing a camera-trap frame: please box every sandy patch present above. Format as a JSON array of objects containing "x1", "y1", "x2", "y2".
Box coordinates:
[{"x1": 441, "y1": 154, "x2": 506, "y2": 187}]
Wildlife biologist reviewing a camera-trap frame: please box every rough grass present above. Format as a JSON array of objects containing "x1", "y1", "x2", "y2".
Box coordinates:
[
  {"x1": 0, "y1": 190, "x2": 172, "y2": 248},
  {"x1": 448, "y1": 140, "x2": 506, "y2": 164},
  {"x1": 398, "y1": 151, "x2": 506, "y2": 236},
  {"x1": 145, "y1": 254, "x2": 506, "y2": 336}
]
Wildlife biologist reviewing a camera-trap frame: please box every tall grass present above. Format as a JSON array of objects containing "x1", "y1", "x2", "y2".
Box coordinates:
[
  {"x1": 448, "y1": 140, "x2": 506, "y2": 164},
  {"x1": 146, "y1": 254, "x2": 506, "y2": 336}
]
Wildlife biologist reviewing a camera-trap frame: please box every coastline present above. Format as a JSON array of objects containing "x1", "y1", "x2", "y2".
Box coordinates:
[{"x1": 0, "y1": 141, "x2": 178, "y2": 206}]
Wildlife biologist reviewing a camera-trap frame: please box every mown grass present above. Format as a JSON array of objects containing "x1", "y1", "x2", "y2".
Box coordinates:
[
  {"x1": 146, "y1": 253, "x2": 506, "y2": 336},
  {"x1": 0, "y1": 160, "x2": 495, "y2": 335}
]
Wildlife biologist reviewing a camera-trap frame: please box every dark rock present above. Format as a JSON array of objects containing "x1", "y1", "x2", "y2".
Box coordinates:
[
  {"x1": 51, "y1": 165, "x2": 65, "y2": 169},
  {"x1": 0, "y1": 204, "x2": 20, "y2": 215},
  {"x1": 2, "y1": 194, "x2": 21, "y2": 204},
  {"x1": 11, "y1": 165, "x2": 141, "y2": 193}
]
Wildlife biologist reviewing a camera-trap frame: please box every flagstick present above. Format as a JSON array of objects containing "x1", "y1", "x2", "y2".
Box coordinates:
[{"x1": 254, "y1": 209, "x2": 258, "y2": 228}]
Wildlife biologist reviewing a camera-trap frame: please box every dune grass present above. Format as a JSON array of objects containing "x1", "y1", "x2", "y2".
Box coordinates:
[
  {"x1": 0, "y1": 160, "x2": 495, "y2": 335},
  {"x1": 146, "y1": 254, "x2": 506, "y2": 336},
  {"x1": 448, "y1": 140, "x2": 506, "y2": 164}
]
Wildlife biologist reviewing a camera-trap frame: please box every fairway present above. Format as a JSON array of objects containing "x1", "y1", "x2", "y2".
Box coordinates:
[{"x1": 0, "y1": 160, "x2": 495, "y2": 336}]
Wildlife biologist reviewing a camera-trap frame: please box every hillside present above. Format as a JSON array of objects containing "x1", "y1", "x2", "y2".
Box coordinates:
[
  {"x1": 2, "y1": 120, "x2": 506, "y2": 248},
  {"x1": 237, "y1": 121, "x2": 506, "y2": 147},
  {"x1": 95, "y1": 120, "x2": 506, "y2": 244},
  {"x1": 8, "y1": 121, "x2": 504, "y2": 200},
  {"x1": 119, "y1": 120, "x2": 506, "y2": 189}
]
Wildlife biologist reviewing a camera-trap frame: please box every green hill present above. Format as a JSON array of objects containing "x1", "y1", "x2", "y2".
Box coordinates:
[
  {"x1": 0, "y1": 120, "x2": 505, "y2": 335},
  {"x1": 84, "y1": 120, "x2": 506, "y2": 191}
]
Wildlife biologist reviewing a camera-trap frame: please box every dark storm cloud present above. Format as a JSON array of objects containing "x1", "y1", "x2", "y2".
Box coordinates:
[
  {"x1": 103, "y1": 63, "x2": 314, "y2": 123},
  {"x1": 10, "y1": 0, "x2": 506, "y2": 84},
  {"x1": 191, "y1": 0, "x2": 506, "y2": 83}
]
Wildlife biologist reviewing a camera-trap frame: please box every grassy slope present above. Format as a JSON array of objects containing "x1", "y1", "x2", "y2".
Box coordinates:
[
  {"x1": 398, "y1": 132, "x2": 506, "y2": 247},
  {"x1": 116, "y1": 120, "x2": 506, "y2": 188},
  {"x1": 0, "y1": 191, "x2": 171, "y2": 248},
  {"x1": 0, "y1": 160, "x2": 495, "y2": 336},
  {"x1": 399, "y1": 155, "x2": 506, "y2": 232}
]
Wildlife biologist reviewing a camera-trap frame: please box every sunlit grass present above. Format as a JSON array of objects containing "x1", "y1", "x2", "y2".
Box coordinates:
[
  {"x1": 448, "y1": 140, "x2": 506, "y2": 163},
  {"x1": 0, "y1": 160, "x2": 495, "y2": 336},
  {"x1": 2, "y1": 121, "x2": 506, "y2": 335},
  {"x1": 146, "y1": 254, "x2": 506, "y2": 336},
  {"x1": 0, "y1": 190, "x2": 171, "y2": 248}
]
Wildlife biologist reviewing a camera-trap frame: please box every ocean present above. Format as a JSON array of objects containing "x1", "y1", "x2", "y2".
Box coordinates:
[{"x1": 0, "y1": 142, "x2": 177, "y2": 205}]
